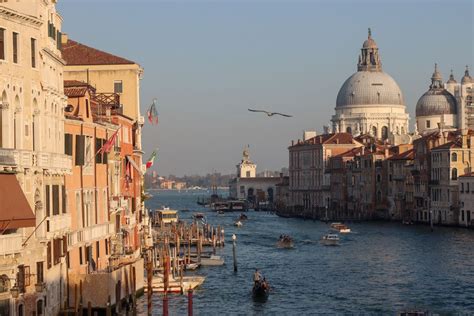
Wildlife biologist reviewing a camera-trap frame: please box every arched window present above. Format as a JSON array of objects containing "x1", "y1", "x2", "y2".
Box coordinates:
[
  {"x1": 452, "y1": 152, "x2": 457, "y2": 162},
  {"x1": 346, "y1": 126, "x2": 352, "y2": 134},
  {"x1": 401, "y1": 126, "x2": 405, "y2": 134},
  {"x1": 381, "y1": 126, "x2": 388, "y2": 140},
  {"x1": 377, "y1": 191, "x2": 382, "y2": 202},
  {"x1": 18, "y1": 304, "x2": 24, "y2": 316},
  {"x1": 376, "y1": 174, "x2": 381, "y2": 183},
  {"x1": 0, "y1": 275, "x2": 10, "y2": 293},
  {"x1": 452, "y1": 168, "x2": 458, "y2": 180},
  {"x1": 372, "y1": 126, "x2": 377, "y2": 137},
  {"x1": 36, "y1": 299, "x2": 44, "y2": 316}
]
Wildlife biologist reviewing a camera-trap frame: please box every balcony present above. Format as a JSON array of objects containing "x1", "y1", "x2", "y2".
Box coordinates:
[
  {"x1": 0, "y1": 148, "x2": 72, "y2": 172},
  {"x1": 0, "y1": 233, "x2": 23, "y2": 256},
  {"x1": 68, "y1": 223, "x2": 115, "y2": 247},
  {"x1": 47, "y1": 214, "x2": 71, "y2": 237}
]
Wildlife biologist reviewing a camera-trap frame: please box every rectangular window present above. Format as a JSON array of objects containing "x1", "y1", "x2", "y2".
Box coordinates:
[
  {"x1": 47, "y1": 242, "x2": 52, "y2": 269},
  {"x1": 65, "y1": 133, "x2": 73, "y2": 156},
  {"x1": 36, "y1": 262, "x2": 44, "y2": 284},
  {"x1": 75, "y1": 135, "x2": 85, "y2": 166},
  {"x1": 105, "y1": 239, "x2": 109, "y2": 255},
  {"x1": 12, "y1": 32, "x2": 18, "y2": 63},
  {"x1": 56, "y1": 30, "x2": 62, "y2": 50},
  {"x1": 426, "y1": 120, "x2": 430, "y2": 128},
  {"x1": 79, "y1": 247, "x2": 83, "y2": 265},
  {"x1": 96, "y1": 241, "x2": 100, "y2": 259},
  {"x1": 95, "y1": 138, "x2": 102, "y2": 164},
  {"x1": 467, "y1": 183, "x2": 470, "y2": 193},
  {"x1": 114, "y1": 80, "x2": 123, "y2": 93},
  {"x1": 62, "y1": 185, "x2": 66, "y2": 214},
  {"x1": 45, "y1": 185, "x2": 50, "y2": 217},
  {"x1": 52, "y1": 185, "x2": 59, "y2": 215},
  {"x1": 30, "y1": 38, "x2": 36, "y2": 68},
  {"x1": 0, "y1": 28, "x2": 4, "y2": 60}
]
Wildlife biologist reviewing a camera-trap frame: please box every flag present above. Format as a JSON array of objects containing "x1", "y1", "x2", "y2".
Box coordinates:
[
  {"x1": 99, "y1": 128, "x2": 120, "y2": 155},
  {"x1": 146, "y1": 149, "x2": 158, "y2": 169},
  {"x1": 125, "y1": 158, "x2": 132, "y2": 188},
  {"x1": 147, "y1": 99, "x2": 159, "y2": 125}
]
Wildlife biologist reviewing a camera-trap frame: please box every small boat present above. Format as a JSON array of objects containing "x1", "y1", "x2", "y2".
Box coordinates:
[
  {"x1": 402, "y1": 220, "x2": 414, "y2": 225},
  {"x1": 234, "y1": 220, "x2": 243, "y2": 227},
  {"x1": 217, "y1": 210, "x2": 225, "y2": 215},
  {"x1": 193, "y1": 213, "x2": 205, "y2": 219},
  {"x1": 239, "y1": 213, "x2": 248, "y2": 220},
  {"x1": 276, "y1": 235, "x2": 294, "y2": 249},
  {"x1": 252, "y1": 279, "x2": 270, "y2": 301},
  {"x1": 330, "y1": 223, "x2": 351, "y2": 233},
  {"x1": 321, "y1": 234, "x2": 339, "y2": 246},
  {"x1": 184, "y1": 263, "x2": 200, "y2": 271},
  {"x1": 199, "y1": 255, "x2": 225, "y2": 266}
]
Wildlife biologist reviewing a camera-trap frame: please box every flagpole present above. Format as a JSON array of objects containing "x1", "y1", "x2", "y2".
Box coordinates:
[{"x1": 84, "y1": 126, "x2": 121, "y2": 167}]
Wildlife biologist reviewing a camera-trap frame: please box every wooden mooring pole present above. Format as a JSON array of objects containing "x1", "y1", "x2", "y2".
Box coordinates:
[
  {"x1": 188, "y1": 288, "x2": 193, "y2": 316},
  {"x1": 232, "y1": 234, "x2": 237, "y2": 272},
  {"x1": 147, "y1": 257, "x2": 153, "y2": 316}
]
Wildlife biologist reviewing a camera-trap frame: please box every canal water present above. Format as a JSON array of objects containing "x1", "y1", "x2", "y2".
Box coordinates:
[{"x1": 138, "y1": 190, "x2": 474, "y2": 315}]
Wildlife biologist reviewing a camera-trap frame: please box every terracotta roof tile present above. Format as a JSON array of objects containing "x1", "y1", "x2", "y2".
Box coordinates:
[
  {"x1": 388, "y1": 148, "x2": 414, "y2": 160},
  {"x1": 61, "y1": 39, "x2": 135, "y2": 66}
]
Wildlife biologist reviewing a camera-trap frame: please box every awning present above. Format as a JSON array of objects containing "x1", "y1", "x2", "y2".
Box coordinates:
[
  {"x1": 126, "y1": 156, "x2": 143, "y2": 176},
  {"x1": 0, "y1": 173, "x2": 36, "y2": 230}
]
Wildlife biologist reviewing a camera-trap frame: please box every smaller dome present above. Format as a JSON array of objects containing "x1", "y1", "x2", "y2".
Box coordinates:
[
  {"x1": 416, "y1": 89, "x2": 457, "y2": 117},
  {"x1": 447, "y1": 70, "x2": 457, "y2": 84},
  {"x1": 462, "y1": 65, "x2": 472, "y2": 84},
  {"x1": 363, "y1": 38, "x2": 377, "y2": 49}
]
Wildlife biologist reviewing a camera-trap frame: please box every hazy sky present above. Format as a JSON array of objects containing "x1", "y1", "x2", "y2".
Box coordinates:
[{"x1": 57, "y1": 0, "x2": 473, "y2": 176}]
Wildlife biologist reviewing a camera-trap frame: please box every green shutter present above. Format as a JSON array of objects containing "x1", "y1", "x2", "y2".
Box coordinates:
[{"x1": 75, "y1": 135, "x2": 85, "y2": 166}]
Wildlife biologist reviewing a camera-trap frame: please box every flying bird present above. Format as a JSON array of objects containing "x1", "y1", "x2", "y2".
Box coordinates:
[{"x1": 248, "y1": 108, "x2": 293, "y2": 117}]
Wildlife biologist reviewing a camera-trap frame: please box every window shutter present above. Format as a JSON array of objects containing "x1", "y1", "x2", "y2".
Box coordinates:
[
  {"x1": 52, "y1": 185, "x2": 59, "y2": 215},
  {"x1": 57, "y1": 31, "x2": 62, "y2": 50},
  {"x1": 47, "y1": 242, "x2": 52, "y2": 269},
  {"x1": 45, "y1": 185, "x2": 50, "y2": 217},
  {"x1": 65, "y1": 134, "x2": 72, "y2": 156},
  {"x1": 102, "y1": 140, "x2": 108, "y2": 164},
  {"x1": 75, "y1": 135, "x2": 85, "y2": 166},
  {"x1": 63, "y1": 236, "x2": 67, "y2": 255},
  {"x1": 95, "y1": 138, "x2": 102, "y2": 164},
  {"x1": 62, "y1": 185, "x2": 66, "y2": 214}
]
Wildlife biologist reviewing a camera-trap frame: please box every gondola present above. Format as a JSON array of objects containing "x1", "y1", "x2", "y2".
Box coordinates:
[{"x1": 252, "y1": 280, "x2": 270, "y2": 300}]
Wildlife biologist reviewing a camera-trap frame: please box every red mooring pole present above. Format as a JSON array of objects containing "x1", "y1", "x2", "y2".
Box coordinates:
[{"x1": 188, "y1": 288, "x2": 193, "y2": 316}]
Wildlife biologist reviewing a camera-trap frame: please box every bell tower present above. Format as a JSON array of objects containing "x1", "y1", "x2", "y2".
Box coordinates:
[{"x1": 236, "y1": 145, "x2": 256, "y2": 178}]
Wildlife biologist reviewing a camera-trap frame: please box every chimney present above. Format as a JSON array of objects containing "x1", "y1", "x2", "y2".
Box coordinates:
[
  {"x1": 61, "y1": 33, "x2": 69, "y2": 45},
  {"x1": 462, "y1": 129, "x2": 468, "y2": 148},
  {"x1": 303, "y1": 130, "x2": 317, "y2": 141}
]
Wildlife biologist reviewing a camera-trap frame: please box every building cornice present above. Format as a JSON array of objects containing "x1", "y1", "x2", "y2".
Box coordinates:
[
  {"x1": 0, "y1": 7, "x2": 42, "y2": 28},
  {"x1": 42, "y1": 48, "x2": 66, "y2": 66}
]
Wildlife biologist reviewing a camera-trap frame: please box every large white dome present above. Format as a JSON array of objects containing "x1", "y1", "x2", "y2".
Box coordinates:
[{"x1": 336, "y1": 71, "x2": 405, "y2": 107}]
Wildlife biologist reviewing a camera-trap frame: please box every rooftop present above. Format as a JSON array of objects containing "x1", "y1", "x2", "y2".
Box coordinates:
[{"x1": 61, "y1": 39, "x2": 136, "y2": 66}]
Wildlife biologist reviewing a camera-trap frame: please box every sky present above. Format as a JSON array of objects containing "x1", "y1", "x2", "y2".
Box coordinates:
[{"x1": 57, "y1": 0, "x2": 473, "y2": 176}]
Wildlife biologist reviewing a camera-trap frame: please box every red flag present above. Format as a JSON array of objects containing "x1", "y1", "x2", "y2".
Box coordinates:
[{"x1": 99, "y1": 128, "x2": 120, "y2": 154}]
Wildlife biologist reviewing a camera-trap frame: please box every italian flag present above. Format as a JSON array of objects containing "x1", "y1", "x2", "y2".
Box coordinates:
[{"x1": 146, "y1": 150, "x2": 157, "y2": 169}]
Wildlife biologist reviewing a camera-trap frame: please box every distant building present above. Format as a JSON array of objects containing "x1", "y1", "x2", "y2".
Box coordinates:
[{"x1": 229, "y1": 147, "x2": 282, "y2": 207}]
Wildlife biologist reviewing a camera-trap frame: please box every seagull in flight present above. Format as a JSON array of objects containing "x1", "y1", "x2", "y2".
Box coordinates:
[{"x1": 248, "y1": 108, "x2": 293, "y2": 117}]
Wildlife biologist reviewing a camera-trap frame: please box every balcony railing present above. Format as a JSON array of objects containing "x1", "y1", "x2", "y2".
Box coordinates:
[
  {"x1": 47, "y1": 214, "x2": 71, "y2": 237},
  {"x1": 68, "y1": 223, "x2": 116, "y2": 248},
  {"x1": 0, "y1": 233, "x2": 23, "y2": 255},
  {"x1": 0, "y1": 148, "x2": 72, "y2": 171}
]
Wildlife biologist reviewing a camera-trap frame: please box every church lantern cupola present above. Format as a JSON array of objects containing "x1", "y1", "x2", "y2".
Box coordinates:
[{"x1": 357, "y1": 28, "x2": 382, "y2": 72}]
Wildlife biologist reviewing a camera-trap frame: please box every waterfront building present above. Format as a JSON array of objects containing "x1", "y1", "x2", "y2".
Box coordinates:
[
  {"x1": 63, "y1": 79, "x2": 144, "y2": 311},
  {"x1": 0, "y1": 2, "x2": 71, "y2": 315},
  {"x1": 60, "y1": 36, "x2": 145, "y2": 229},
  {"x1": 386, "y1": 145, "x2": 414, "y2": 221},
  {"x1": 429, "y1": 129, "x2": 474, "y2": 225},
  {"x1": 288, "y1": 132, "x2": 362, "y2": 216},
  {"x1": 331, "y1": 29, "x2": 410, "y2": 143},
  {"x1": 229, "y1": 147, "x2": 282, "y2": 206},
  {"x1": 458, "y1": 172, "x2": 474, "y2": 227}
]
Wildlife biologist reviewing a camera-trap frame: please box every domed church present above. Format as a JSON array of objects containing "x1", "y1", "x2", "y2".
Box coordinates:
[
  {"x1": 331, "y1": 29, "x2": 409, "y2": 142},
  {"x1": 415, "y1": 64, "x2": 473, "y2": 134}
]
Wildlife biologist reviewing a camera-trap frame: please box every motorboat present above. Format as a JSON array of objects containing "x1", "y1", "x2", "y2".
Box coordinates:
[
  {"x1": 199, "y1": 255, "x2": 224, "y2": 266},
  {"x1": 276, "y1": 235, "x2": 294, "y2": 249},
  {"x1": 193, "y1": 213, "x2": 205, "y2": 219},
  {"x1": 330, "y1": 223, "x2": 351, "y2": 233},
  {"x1": 239, "y1": 213, "x2": 248, "y2": 220},
  {"x1": 234, "y1": 220, "x2": 243, "y2": 227},
  {"x1": 321, "y1": 234, "x2": 339, "y2": 246},
  {"x1": 184, "y1": 263, "x2": 200, "y2": 271},
  {"x1": 252, "y1": 279, "x2": 270, "y2": 301}
]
